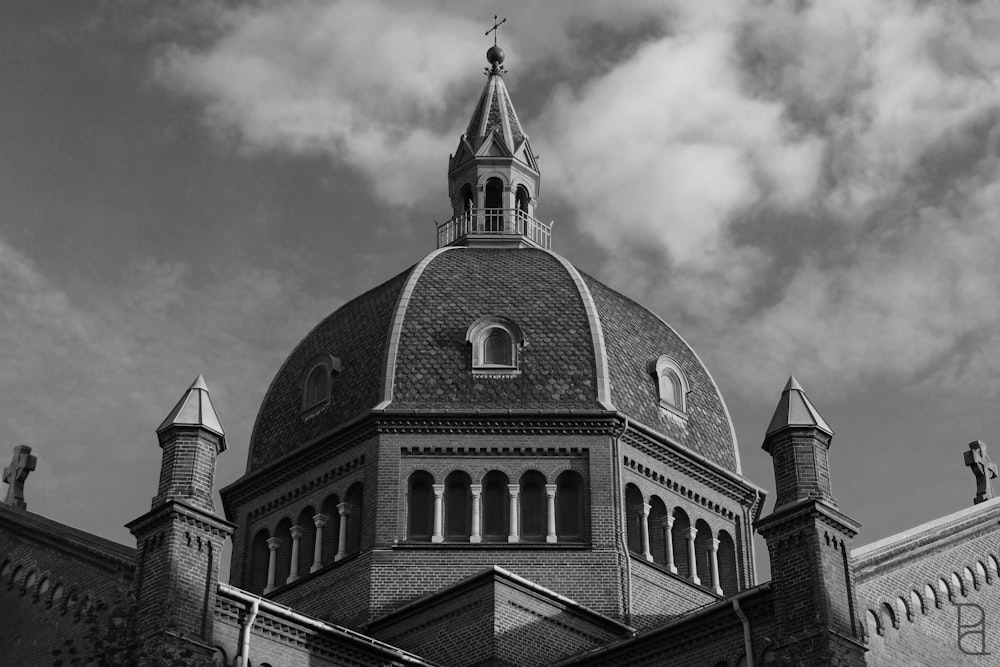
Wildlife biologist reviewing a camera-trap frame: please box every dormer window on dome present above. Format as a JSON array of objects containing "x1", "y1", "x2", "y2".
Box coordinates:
[
  {"x1": 650, "y1": 356, "x2": 688, "y2": 418},
  {"x1": 300, "y1": 354, "x2": 342, "y2": 412},
  {"x1": 468, "y1": 317, "x2": 523, "y2": 374}
]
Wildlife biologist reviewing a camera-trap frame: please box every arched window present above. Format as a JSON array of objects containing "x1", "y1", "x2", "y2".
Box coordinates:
[
  {"x1": 320, "y1": 494, "x2": 341, "y2": 566},
  {"x1": 296, "y1": 507, "x2": 317, "y2": 580},
  {"x1": 694, "y1": 520, "x2": 714, "y2": 586},
  {"x1": 345, "y1": 483, "x2": 364, "y2": 554},
  {"x1": 407, "y1": 472, "x2": 434, "y2": 541},
  {"x1": 515, "y1": 185, "x2": 529, "y2": 213},
  {"x1": 467, "y1": 316, "x2": 523, "y2": 372},
  {"x1": 649, "y1": 356, "x2": 688, "y2": 415},
  {"x1": 519, "y1": 471, "x2": 547, "y2": 542},
  {"x1": 718, "y1": 530, "x2": 739, "y2": 596},
  {"x1": 896, "y1": 596, "x2": 910, "y2": 623},
  {"x1": 671, "y1": 508, "x2": 692, "y2": 580},
  {"x1": 484, "y1": 177, "x2": 504, "y2": 232},
  {"x1": 249, "y1": 529, "x2": 271, "y2": 595},
  {"x1": 445, "y1": 471, "x2": 472, "y2": 541},
  {"x1": 460, "y1": 183, "x2": 474, "y2": 212},
  {"x1": 624, "y1": 484, "x2": 643, "y2": 554},
  {"x1": 274, "y1": 519, "x2": 293, "y2": 587},
  {"x1": 556, "y1": 471, "x2": 584, "y2": 541},
  {"x1": 484, "y1": 329, "x2": 512, "y2": 366},
  {"x1": 485, "y1": 177, "x2": 503, "y2": 208},
  {"x1": 648, "y1": 496, "x2": 669, "y2": 565},
  {"x1": 300, "y1": 354, "x2": 342, "y2": 411},
  {"x1": 482, "y1": 471, "x2": 510, "y2": 541}
]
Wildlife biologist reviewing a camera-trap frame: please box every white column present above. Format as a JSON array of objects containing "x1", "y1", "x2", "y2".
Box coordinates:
[
  {"x1": 685, "y1": 527, "x2": 700, "y2": 585},
  {"x1": 470, "y1": 484, "x2": 482, "y2": 544},
  {"x1": 287, "y1": 526, "x2": 303, "y2": 583},
  {"x1": 311, "y1": 513, "x2": 328, "y2": 573},
  {"x1": 508, "y1": 484, "x2": 520, "y2": 543},
  {"x1": 336, "y1": 502, "x2": 351, "y2": 561},
  {"x1": 664, "y1": 515, "x2": 677, "y2": 574},
  {"x1": 640, "y1": 503, "x2": 653, "y2": 562},
  {"x1": 432, "y1": 484, "x2": 445, "y2": 543},
  {"x1": 264, "y1": 537, "x2": 281, "y2": 594},
  {"x1": 710, "y1": 537, "x2": 723, "y2": 595},
  {"x1": 545, "y1": 484, "x2": 558, "y2": 543}
]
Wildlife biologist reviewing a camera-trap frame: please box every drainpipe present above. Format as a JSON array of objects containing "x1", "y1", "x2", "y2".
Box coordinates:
[
  {"x1": 733, "y1": 596, "x2": 754, "y2": 667},
  {"x1": 237, "y1": 597, "x2": 259, "y2": 667},
  {"x1": 612, "y1": 416, "x2": 632, "y2": 625},
  {"x1": 747, "y1": 488, "x2": 761, "y2": 585}
]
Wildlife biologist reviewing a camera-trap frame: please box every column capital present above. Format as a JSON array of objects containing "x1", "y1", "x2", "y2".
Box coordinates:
[
  {"x1": 711, "y1": 537, "x2": 720, "y2": 551},
  {"x1": 666, "y1": 513, "x2": 675, "y2": 528},
  {"x1": 432, "y1": 483, "x2": 445, "y2": 496},
  {"x1": 290, "y1": 525, "x2": 305, "y2": 540},
  {"x1": 508, "y1": 484, "x2": 520, "y2": 496},
  {"x1": 685, "y1": 527, "x2": 698, "y2": 540},
  {"x1": 470, "y1": 483, "x2": 482, "y2": 496},
  {"x1": 337, "y1": 501, "x2": 352, "y2": 516},
  {"x1": 545, "y1": 483, "x2": 557, "y2": 497},
  {"x1": 640, "y1": 502, "x2": 651, "y2": 517},
  {"x1": 266, "y1": 537, "x2": 281, "y2": 551},
  {"x1": 313, "y1": 513, "x2": 329, "y2": 528}
]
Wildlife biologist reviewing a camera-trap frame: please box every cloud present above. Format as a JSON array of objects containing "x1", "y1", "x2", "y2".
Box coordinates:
[
  {"x1": 0, "y1": 235, "x2": 333, "y2": 540},
  {"x1": 146, "y1": 0, "x2": 1000, "y2": 403},
  {"x1": 154, "y1": 0, "x2": 484, "y2": 206},
  {"x1": 536, "y1": 0, "x2": 1000, "y2": 400}
]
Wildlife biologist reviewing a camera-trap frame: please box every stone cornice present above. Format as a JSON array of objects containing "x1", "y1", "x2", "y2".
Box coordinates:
[
  {"x1": 221, "y1": 416, "x2": 377, "y2": 517},
  {"x1": 126, "y1": 499, "x2": 235, "y2": 540},
  {"x1": 621, "y1": 421, "x2": 765, "y2": 508},
  {"x1": 755, "y1": 498, "x2": 861, "y2": 541},
  {"x1": 0, "y1": 503, "x2": 135, "y2": 574}
]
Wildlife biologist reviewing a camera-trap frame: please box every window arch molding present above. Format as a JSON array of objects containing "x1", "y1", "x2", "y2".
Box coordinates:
[
  {"x1": 467, "y1": 316, "x2": 524, "y2": 373},
  {"x1": 649, "y1": 355, "x2": 689, "y2": 416},
  {"x1": 299, "y1": 354, "x2": 343, "y2": 411}
]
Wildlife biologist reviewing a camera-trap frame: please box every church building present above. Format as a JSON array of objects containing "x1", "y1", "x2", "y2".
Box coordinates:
[{"x1": 3, "y1": 43, "x2": 1000, "y2": 667}]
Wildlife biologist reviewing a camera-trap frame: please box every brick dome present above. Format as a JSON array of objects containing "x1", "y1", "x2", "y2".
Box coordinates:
[{"x1": 247, "y1": 246, "x2": 739, "y2": 472}]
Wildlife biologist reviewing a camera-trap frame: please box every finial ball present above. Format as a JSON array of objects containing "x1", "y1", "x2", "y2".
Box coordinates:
[{"x1": 487, "y1": 45, "x2": 505, "y2": 65}]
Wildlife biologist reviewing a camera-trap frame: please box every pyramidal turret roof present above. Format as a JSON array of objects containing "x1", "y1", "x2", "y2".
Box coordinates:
[
  {"x1": 157, "y1": 375, "x2": 226, "y2": 449},
  {"x1": 765, "y1": 376, "x2": 833, "y2": 437},
  {"x1": 464, "y1": 47, "x2": 526, "y2": 153}
]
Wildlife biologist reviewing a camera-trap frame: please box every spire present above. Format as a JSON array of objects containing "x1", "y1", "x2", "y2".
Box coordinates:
[
  {"x1": 764, "y1": 375, "x2": 832, "y2": 443},
  {"x1": 157, "y1": 375, "x2": 226, "y2": 451},
  {"x1": 440, "y1": 37, "x2": 549, "y2": 250}
]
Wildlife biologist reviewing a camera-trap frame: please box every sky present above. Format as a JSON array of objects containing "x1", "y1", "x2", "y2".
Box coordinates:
[{"x1": 4, "y1": 0, "x2": 1000, "y2": 584}]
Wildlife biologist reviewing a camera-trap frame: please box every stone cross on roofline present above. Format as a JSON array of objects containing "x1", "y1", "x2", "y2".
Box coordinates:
[
  {"x1": 3, "y1": 444, "x2": 37, "y2": 510},
  {"x1": 965, "y1": 439, "x2": 997, "y2": 505},
  {"x1": 485, "y1": 15, "x2": 506, "y2": 46}
]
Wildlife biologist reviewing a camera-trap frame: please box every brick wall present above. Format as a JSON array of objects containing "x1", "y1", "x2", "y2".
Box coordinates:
[
  {"x1": 0, "y1": 505, "x2": 135, "y2": 666},
  {"x1": 855, "y1": 498, "x2": 1000, "y2": 666}
]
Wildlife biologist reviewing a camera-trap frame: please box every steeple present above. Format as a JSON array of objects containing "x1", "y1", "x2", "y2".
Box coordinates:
[{"x1": 439, "y1": 39, "x2": 549, "y2": 250}]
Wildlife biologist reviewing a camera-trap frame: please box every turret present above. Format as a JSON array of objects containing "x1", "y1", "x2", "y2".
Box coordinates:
[
  {"x1": 438, "y1": 43, "x2": 550, "y2": 249},
  {"x1": 756, "y1": 377, "x2": 866, "y2": 666},
  {"x1": 126, "y1": 376, "x2": 235, "y2": 657}
]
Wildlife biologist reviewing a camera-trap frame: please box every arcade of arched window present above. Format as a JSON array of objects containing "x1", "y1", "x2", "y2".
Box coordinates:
[
  {"x1": 247, "y1": 481, "x2": 364, "y2": 595},
  {"x1": 624, "y1": 481, "x2": 741, "y2": 596},
  {"x1": 404, "y1": 468, "x2": 586, "y2": 545}
]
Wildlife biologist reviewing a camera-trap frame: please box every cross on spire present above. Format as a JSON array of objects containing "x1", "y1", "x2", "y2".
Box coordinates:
[
  {"x1": 485, "y1": 15, "x2": 506, "y2": 46},
  {"x1": 964, "y1": 440, "x2": 997, "y2": 505},
  {"x1": 3, "y1": 444, "x2": 37, "y2": 510}
]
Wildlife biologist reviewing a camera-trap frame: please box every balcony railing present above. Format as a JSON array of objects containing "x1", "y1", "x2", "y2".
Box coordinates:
[{"x1": 436, "y1": 208, "x2": 552, "y2": 250}]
